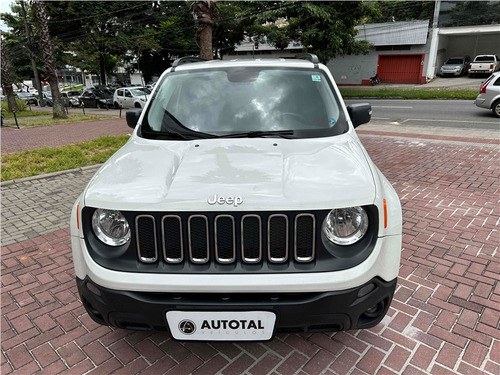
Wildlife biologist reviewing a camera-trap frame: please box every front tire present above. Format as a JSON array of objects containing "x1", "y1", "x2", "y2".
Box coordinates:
[
  {"x1": 492, "y1": 100, "x2": 500, "y2": 118},
  {"x1": 134, "y1": 102, "x2": 142, "y2": 108}
]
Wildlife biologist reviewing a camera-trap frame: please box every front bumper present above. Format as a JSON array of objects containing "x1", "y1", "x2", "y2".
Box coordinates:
[
  {"x1": 77, "y1": 276, "x2": 397, "y2": 335},
  {"x1": 440, "y1": 69, "x2": 462, "y2": 76}
]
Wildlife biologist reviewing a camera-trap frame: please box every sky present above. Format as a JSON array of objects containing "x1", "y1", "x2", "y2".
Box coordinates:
[{"x1": 0, "y1": 1, "x2": 13, "y2": 32}]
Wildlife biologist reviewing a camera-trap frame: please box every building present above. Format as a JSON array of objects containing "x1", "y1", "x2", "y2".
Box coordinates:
[{"x1": 330, "y1": 20, "x2": 430, "y2": 85}]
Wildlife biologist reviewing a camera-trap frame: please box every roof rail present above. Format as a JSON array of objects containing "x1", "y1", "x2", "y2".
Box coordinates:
[
  {"x1": 296, "y1": 53, "x2": 319, "y2": 68},
  {"x1": 171, "y1": 56, "x2": 206, "y2": 72}
]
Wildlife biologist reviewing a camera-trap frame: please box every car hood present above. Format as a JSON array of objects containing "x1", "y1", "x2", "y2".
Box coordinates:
[
  {"x1": 84, "y1": 134, "x2": 377, "y2": 211},
  {"x1": 442, "y1": 64, "x2": 463, "y2": 69}
]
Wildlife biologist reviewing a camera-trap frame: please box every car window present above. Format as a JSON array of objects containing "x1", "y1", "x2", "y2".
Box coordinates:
[
  {"x1": 117, "y1": 89, "x2": 123, "y2": 96},
  {"x1": 493, "y1": 76, "x2": 500, "y2": 86},
  {"x1": 475, "y1": 56, "x2": 494, "y2": 62},
  {"x1": 446, "y1": 58, "x2": 463, "y2": 64},
  {"x1": 131, "y1": 88, "x2": 149, "y2": 97},
  {"x1": 144, "y1": 67, "x2": 345, "y2": 138},
  {"x1": 125, "y1": 90, "x2": 132, "y2": 98}
]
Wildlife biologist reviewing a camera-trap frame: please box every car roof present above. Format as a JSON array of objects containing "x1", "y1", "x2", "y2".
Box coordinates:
[
  {"x1": 172, "y1": 58, "x2": 319, "y2": 72},
  {"x1": 120, "y1": 86, "x2": 146, "y2": 90}
]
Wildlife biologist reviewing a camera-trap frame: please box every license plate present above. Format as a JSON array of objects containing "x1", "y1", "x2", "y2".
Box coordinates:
[{"x1": 166, "y1": 311, "x2": 276, "y2": 341}]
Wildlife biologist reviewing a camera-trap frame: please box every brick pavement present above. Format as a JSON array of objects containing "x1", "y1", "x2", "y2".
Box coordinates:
[
  {"x1": 1, "y1": 115, "x2": 131, "y2": 154},
  {"x1": 1, "y1": 129, "x2": 500, "y2": 374}
]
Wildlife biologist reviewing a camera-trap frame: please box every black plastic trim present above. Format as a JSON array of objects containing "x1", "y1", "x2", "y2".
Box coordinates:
[
  {"x1": 82, "y1": 206, "x2": 379, "y2": 275},
  {"x1": 77, "y1": 276, "x2": 397, "y2": 334}
]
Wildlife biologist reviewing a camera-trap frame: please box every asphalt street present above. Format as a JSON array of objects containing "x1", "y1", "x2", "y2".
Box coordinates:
[{"x1": 345, "y1": 99, "x2": 500, "y2": 131}]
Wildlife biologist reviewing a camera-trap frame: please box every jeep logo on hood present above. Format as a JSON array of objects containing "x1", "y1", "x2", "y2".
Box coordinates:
[{"x1": 208, "y1": 194, "x2": 243, "y2": 207}]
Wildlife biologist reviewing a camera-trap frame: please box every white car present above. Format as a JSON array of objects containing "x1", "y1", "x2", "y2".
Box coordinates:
[
  {"x1": 71, "y1": 55, "x2": 402, "y2": 340},
  {"x1": 113, "y1": 86, "x2": 150, "y2": 109}
]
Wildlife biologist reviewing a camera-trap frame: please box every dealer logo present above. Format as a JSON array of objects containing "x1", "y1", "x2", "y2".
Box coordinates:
[{"x1": 178, "y1": 320, "x2": 196, "y2": 335}]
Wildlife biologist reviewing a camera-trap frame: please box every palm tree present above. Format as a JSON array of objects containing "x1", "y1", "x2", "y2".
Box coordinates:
[
  {"x1": 32, "y1": 0, "x2": 67, "y2": 119},
  {"x1": 191, "y1": 1, "x2": 218, "y2": 60}
]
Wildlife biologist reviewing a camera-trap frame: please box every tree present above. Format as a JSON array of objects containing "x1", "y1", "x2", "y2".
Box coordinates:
[
  {"x1": 447, "y1": 1, "x2": 500, "y2": 27},
  {"x1": 33, "y1": 0, "x2": 67, "y2": 119},
  {"x1": 1, "y1": 45, "x2": 19, "y2": 113},
  {"x1": 191, "y1": 1, "x2": 218, "y2": 60},
  {"x1": 367, "y1": 1, "x2": 434, "y2": 24},
  {"x1": 44, "y1": 1, "x2": 153, "y2": 85},
  {"x1": 234, "y1": 1, "x2": 377, "y2": 63}
]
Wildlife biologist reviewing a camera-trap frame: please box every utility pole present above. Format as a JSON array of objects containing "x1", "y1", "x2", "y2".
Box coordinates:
[
  {"x1": 427, "y1": 0, "x2": 441, "y2": 80},
  {"x1": 21, "y1": 0, "x2": 45, "y2": 106}
]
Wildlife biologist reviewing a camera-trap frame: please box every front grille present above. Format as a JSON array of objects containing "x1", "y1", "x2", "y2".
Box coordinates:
[
  {"x1": 136, "y1": 215, "x2": 158, "y2": 263},
  {"x1": 135, "y1": 212, "x2": 317, "y2": 266}
]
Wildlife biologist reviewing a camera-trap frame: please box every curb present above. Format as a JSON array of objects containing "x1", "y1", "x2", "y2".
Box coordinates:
[{"x1": 1, "y1": 164, "x2": 102, "y2": 187}]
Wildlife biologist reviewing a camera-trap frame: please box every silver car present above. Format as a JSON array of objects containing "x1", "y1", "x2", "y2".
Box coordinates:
[
  {"x1": 439, "y1": 56, "x2": 471, "y2": 76},
  {"x1": 475, "y1": 71, "x2": 500, "y2": 118}
]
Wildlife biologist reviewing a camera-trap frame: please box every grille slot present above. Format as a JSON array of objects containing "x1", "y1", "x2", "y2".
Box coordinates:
[
  {"x1": 136, "y1": 215, "x2": 158, "y2": 263},
  {"x1": 215, "y1": 215, "x2": 236, "y2": 263},
  {"x1": 162, "y1": 215, "x2": 183, "y2": 263},
  {"x1": 241, "y1": 215, "x2": 262, "y2": 263},
  {"x1": 135, "y1": 212, "x2": 316, "y2": 266},
  {"x1": 268, "y1": 214, "x2": 289, "y2": 263},
  {"x1": 188, "y1": 215, "x2": 209, "y2": 264},
  {"x1": 295, "y1": 214, "x2": 315, "y2": 262}
]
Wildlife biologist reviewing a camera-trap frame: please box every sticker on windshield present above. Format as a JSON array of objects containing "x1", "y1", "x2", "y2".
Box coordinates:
[
  {"x1": 329, "y1": 118, "x2": 335, "y2": 125},
  {"x1": 311, "y1": 75, "x2": 321, "y2": 82}
]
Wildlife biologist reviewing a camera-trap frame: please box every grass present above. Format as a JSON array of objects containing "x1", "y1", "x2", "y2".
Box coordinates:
[
  {"x1": 2, "y1": 114, "x2": 113, "y2": 127},
  {"x1": 339, "y1": 88, "x2": 478, "y2": 100},
  {"x1": 2, "y1": 110, "x2": 52, "y2": 118},
  {"x1": 1, "y1": 135, "x2": 130, "y2": 181},
  {"x1": 62, "y1": 84, "x2": 84, "y2": 92}
]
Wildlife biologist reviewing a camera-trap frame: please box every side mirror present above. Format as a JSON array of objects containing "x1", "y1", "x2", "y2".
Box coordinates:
[
  {"x1": 347, "y1": 103, "x2": 372, "y2": 128},
  {"x1": 126, "y1": 108, "x2": 142, "y2": 129}
]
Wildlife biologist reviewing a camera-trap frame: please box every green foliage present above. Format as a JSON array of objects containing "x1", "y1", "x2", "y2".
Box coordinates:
[
  {"x1": 1, "y1": 135, "x2": 129, "y2": 181},
  {"x1": 444, "y1": 1, "x2": 500, "y2": 27},
  {"x1": 367, "y1": 1, "x2": 434, "y2": 23},
  {"x1": 1, "y1": 99, "x2": 27, "y2": 112},
  {"x1": 339, "y1": 88, "x2": 477, "y2": 100}
]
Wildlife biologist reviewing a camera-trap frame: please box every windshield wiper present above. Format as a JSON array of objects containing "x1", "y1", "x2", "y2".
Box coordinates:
[{"x1": 216, "y1": 130, "x2": 295, "y2": 139}]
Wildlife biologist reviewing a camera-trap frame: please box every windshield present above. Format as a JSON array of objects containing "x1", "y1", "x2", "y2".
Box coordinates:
[
  {"x1": 474, "y1": 56, "x2": 494, "y2": 62},
  {"x1": 142, "y1": 67, "x2": 346, "y2": 139},
  {"x1": 445, "y1": 58, "x2": 464, "y2": 64},
  {"x1": 131, "y1": 88, "x2": 150, "y2": 97}
]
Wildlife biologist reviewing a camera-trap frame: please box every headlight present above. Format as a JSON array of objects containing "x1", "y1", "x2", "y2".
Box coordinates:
[
  {"x1": 92, "y1": 209, "x2": 130, "y2": 246},
  {"x1": 322, "y1": 207, "x2": 368, "y2": 246}
]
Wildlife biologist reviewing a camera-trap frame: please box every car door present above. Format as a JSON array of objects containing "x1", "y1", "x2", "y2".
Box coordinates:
[{"x1": 124, "y1": 89, "x2": 134, "y2": 108}]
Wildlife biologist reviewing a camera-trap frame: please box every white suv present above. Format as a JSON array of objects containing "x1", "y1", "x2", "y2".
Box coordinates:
[
  {"x1": 113, "y1": 86, "x2": 150, "y2": 109},
  {"x1": 71, "y1": 55, "x2": 402, "y2": 341}
]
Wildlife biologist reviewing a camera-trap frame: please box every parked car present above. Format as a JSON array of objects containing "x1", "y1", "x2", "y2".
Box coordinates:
[
  {"x1": 79, "y1": 89, "x2": 114, "y2": 108},
  {"x1": 469, "y1": 55, "x2": 500, "y2": 78},
  {"x1": 71, "y1": 54, "x2": 402, "y2": 339},
  {"x1": 62, "y1": 91, "x2": 82, "y2": 107},
  {"x1": 42, "y1": 91, "x2": 53, "y2": 106},
  {"x1": 475, "y1": 71, "x2": 500, "y2": 118},
  {"x1": 15, "y1": 91, "x2": 38, "y2": 106},
  {"x1": 113, "y1": 87, "x2": 151, "y2": 108},
  {"x1": 439, "y1": 56, "x2": 471, "y2": 76}
]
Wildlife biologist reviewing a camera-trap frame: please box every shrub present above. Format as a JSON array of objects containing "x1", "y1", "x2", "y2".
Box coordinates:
[{"x1": 1, "y1": 98, "x2": 28, "y2": 112}]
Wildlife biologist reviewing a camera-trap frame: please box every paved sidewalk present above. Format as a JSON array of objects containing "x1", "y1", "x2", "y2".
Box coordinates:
[
  {"x1": 1, "y1": 125, "x2": 499, "y2": 374},
  {"x1": 1, "y1": 117, "x2": 131, "y2": 155}
]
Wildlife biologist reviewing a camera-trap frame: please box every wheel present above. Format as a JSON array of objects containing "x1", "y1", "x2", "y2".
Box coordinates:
[
  {"x1": 134, "y1": 102, "x2": 142, "y2": 108},
  {"x1": 492, "y1": 100, "x2": 500, "y2": 118},
  {"x1": 114, "y1": 102, "x2": 120, "y2": 109}
]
